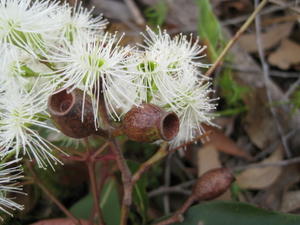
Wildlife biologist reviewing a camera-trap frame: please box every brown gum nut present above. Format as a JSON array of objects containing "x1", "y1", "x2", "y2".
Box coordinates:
[
  {"x1": 48, "y1": 88, "x2": 97, "y2": 138},
  {"x1": 193, "y1": 168, "x2": 235, "y2": 201},
  {"x1": 122, "y1": 103, "x2": 180, "y2": 142}
]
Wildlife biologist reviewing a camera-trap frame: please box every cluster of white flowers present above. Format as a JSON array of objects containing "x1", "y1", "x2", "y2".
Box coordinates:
[
  {"x1": 0, "y1": 0, "x2": 107, "y2": 218},
  {"x1": 0, "y1": 0, "x2": 217, "y2": 218}
]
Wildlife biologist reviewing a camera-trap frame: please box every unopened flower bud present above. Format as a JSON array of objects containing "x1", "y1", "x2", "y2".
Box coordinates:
[
  {"x1": 193, "y1": 168, "x2": 234, "y2": 201},
  {"x1": 122, "y1": 103, "x2": 180, "y2": 142},
  {"x1": 48, "y1": 88, "x2": 97, "y2": 138}
]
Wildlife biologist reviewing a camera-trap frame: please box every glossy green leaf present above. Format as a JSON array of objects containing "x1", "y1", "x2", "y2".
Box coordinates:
[
  {"x1": 69, "y1": 193, "x2": 92, "y2": 220},
  {"x1": 70, "y1": 178, "x2": 120, "y2": 225},
  {"x1": 171, "y1": 201, "x2": 300, "y2": 225},
  {"x1": 127, "y1": 161, "x2": 149, "y2": 224},
  {"x1": 101, "y1": 178, "x2": 121, "y2": 225}
]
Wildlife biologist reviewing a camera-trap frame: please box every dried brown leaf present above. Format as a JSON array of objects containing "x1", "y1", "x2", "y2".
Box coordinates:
[
  {"x1": 268, "y1": 39, "x2": 300, "y2": 70},
  {"x1": 197, "y1": 144, "x2": 221, "y2": 176},
  {"x1": 255, "y1": 165, "x2": 300, "y2": 210},
  {"x1": 281, "y1": 191, "x2": 300, "y2": 213},
  {"x1": 236, "y1": 146, "x2": 283, "y2": 189},
  {"x1": 243, "y1": 88, "x2": 278, "y2": 149},
  {"x1": 203, "y1": 124, "x2": 252, "y2": 160},
  {"x1": 238, "y1": 22, "x2": 294, "y2": 53}
]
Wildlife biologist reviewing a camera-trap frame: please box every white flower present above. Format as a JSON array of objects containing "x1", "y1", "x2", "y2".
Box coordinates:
[
  {"x1": 133, "y1": 27, "x2": 209, "y2": 106},
  {"x1": 0, "y1": 44, "x2": 30, "y2": 89},
  {"x1": 0, "y1": 159, "x2": 24, "y2": 219},
  {"x1": 140, "y1": 27, "x2": 209, "y2": 80},
  {"x1": 166, "y1": 81, "x2": 217, "y2": 147},
  {"x1": 130, "y1": 49, "x2": 181, "y2": 105},
  {"x1": 0, "y1": 88, "x2": 62, "y2": 169},
  {"x1": 0, "y1": 0, "x2": 61, "y2": 56},
  {"x1": 53, "y1": 1, "x2": 108, "y2": 42},
  {"x1": 0, "y1": 43, "x2": 52, "y2": 91},
  {"x1": 105, "y1": 78, "x2": 139, "y2": 118},
  {"x1": 49, "y1": 32, "x2": 137, "y2": 124}
]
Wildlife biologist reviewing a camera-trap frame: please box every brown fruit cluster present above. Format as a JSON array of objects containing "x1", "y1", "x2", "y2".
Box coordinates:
[{"x1": 48, "y1": 89, "x2": 180, "y2": 142}]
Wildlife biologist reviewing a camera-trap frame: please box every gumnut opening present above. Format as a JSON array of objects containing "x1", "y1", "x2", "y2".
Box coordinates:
[
  {"x1": 122, "y1": 103, "x2": 180, "y2": 142},
  {"x1": 192, "y1": 168, "x2": 234, "y2": 201},
  {"x1": 48, "y1": 88, "x2": 97, "y2": 139}
]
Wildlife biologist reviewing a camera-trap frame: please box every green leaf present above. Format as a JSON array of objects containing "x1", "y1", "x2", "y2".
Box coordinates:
[
  {"x1": 70, "y1": 193, "x2": 93, "y2": 220},
  {"x1": 216, "y1": 106, "x2": 248, "y2": 116},
  {"x1": 70, "y1": 178, "x2": 120, "y2": 225},
  {"x1": 196, "y1": 0, "x2": 224, "y2": 60},
  {"x1": 145, "y1": 0, "x2": 168, "y2": 26},
  {"x1": 127, "y1": 161, "x2": 149, "y2": 224},
  {"x1": 101, "y1": 178, "x2": 121, "y2": 225},
  {"x1": 291, "y1": 89, "x2": 300, "y2": 113},
  {"x1": 171, "y1": 201, "x2": 300, "y2": 225},
  {"x1": 218, "y1": 72, "x2": 250, "y2": 107}
]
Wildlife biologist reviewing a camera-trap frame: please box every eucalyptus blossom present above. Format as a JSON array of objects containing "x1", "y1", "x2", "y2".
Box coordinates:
[
  {"x1": 0, "y1": 88, "x2": 61, "y2": 169},
  {"x1": 0, "y1": 0, "x2": 219, "y2": 219},
  {"x1": 0, "y1": 0, "x2": 61, "y2": 56},
  {"x1": 49, "y1": 31, "x2": 138, "y2": 124},
  {"x1": 0, "y1": 159, "x2": 24, "y2": 219},
  {"x1": 52, "y1": 1, "x2": 108, "y2": 42}
]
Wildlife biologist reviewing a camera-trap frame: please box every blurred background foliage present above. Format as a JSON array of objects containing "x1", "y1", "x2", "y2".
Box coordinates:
[{"x1": 5, "y1": 0, "x2": 300, "y2": 224}]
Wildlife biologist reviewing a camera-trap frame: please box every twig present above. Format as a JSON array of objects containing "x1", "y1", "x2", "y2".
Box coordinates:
[
  {"x1": 167, "y1": 3, "x2": 293, "y2": 35},
  {"x1": 154, "y1": 196, "x2": 196, "y2": 225},
  {"x1": 254, "y1": 129, "x2": 296, "y2": 160},
  {"x1": 269, "y1": 0, "x2": 300, "y2": 13},
  {"x1": 124, "y1": 0, "x2": 145, "y2": 25},
  {"x1": 109, "y1": 139, "x2": 132, "y2": 225},
  {"x1": 163, "y1": 154, "x2": 172, "y2": 214},
  {"x1": 222, "y1": 2, "x2": 299, "y2": 26},
  {"x1": 87, "y1": 161, "x2": 105, "y2": 225},
  {"x1": 132, "y1": 142, "x2": 169, "y2": 184},
  {"x1": 83, "y1": 138, "x2": 106, "y2": 225},
  {"x1": 149, "y1": 180, "x2": 195, "y2": 197},
  {"x1": 92, "y1": 142, "x2": 109, "y2": 160},
  {"x1": 205, "y1": 0, "x2": 268, "y2": 77},
  {"x1": 150, "y1": 187, "x2": 191, "y2": 197},
  {"x1": 227, "y1": 64, "x2": 300, "y2": 78},
  {"x1": 174, "y1": 157, "x2": 194, "y2": 180},
  {"x1": 168, "y1": 131, "x2": 212, "y2": 154},
  {"x1": 233, "y1": 156, "x2": 300, "y2": 171},
  {"x1": 97, "y1": 83, "x2": 133, "y2": 225},
  {"x1": 166, "y1": 4, "x2": 291, "y2": 34},
  {"x1": 149, "y1": 185, "x2": 192, "y2": 198},
  {"x1": 284, "y1": 76, "x2": 300, "y2": 98},
  {"x1": 110, "y1": 142, "x2": 169, "y2": 224},
  {"x1": 254, "y1": 0, "x2": 291, "y2": 157},
  {"x1": 27, "y1": 162, "x2": 82, "y2": 225}
]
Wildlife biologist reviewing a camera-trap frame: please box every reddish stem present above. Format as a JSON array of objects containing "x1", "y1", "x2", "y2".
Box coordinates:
[
  {"x1": 109, "y1": 139, "x2": 133, "y2": 225},
  {"x1": 27, "y1": 162, "x2": 82, "y2": 225},
  {"x1": 87, "y1": 160, "x2": 106, "y2": 225},
  {"x1": 154, "y1": 196, "x2": 195, "y2": 225}
]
